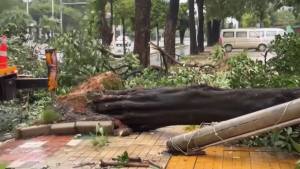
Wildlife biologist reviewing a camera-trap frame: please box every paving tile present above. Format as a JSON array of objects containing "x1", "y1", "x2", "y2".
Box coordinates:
[
  {"x1": 6, "y1": 161, "x2": 26, "y2": 168},
  {"x1": 66, "y1": 139, "x2": 82, "y2": 146},
  {"x1": 18, "y1": 141, "x2": 47, "y2": 148},
  {"x1": 1, "y1": 126, "x2": 300, "y2": 169}
]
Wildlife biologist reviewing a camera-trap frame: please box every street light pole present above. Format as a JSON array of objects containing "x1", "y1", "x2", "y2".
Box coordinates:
[
  {"x1": 26, "y1": 0, "x2": 29, "y2": 14},
  {"x1": 52, "y1": 0, "x2": 54, "y2": 17},
  {"x1": 60, "y1": 0, "x2": 63, "y2": 30}
]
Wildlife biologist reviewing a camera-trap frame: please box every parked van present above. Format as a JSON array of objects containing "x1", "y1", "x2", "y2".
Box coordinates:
[
  {"x1": 219, "y1": 28, "x2": 269, "y2": 52},
  {"x1": 253, "y1": 28, "x2": 287, "y2": 46}
]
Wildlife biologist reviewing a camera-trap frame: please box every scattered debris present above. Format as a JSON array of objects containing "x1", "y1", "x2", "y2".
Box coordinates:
[
  {"x1": 73, "y1": 162, "x2": 97, "y2": 168},
  {"x1": 99, "y1": 152, "x2": 163, "y2": 168}
]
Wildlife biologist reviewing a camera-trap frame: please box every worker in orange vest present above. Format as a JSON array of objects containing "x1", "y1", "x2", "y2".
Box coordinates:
[{"x1": 0, "y1": 35, "x2": 8, "y2": 69}]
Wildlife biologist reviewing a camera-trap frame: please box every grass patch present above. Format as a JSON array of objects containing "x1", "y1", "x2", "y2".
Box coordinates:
[{"x1": 40, "y1": 109, "x2": 60, "y2": 124}]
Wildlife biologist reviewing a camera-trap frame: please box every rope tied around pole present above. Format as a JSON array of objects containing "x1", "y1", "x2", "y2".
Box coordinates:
[{"x1": 168, "y1": 99, "x2": 296, "y2": 155}]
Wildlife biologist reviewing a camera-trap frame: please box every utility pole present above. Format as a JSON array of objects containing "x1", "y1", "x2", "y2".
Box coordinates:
[
  {"x1": 60, "y1": 0, "x2": 63, "y2": 30},
  {"x1": 26, "y1": 0, "x2": 29, "y2": 14},
  {"x1": 52, "y1": 0, "x2": 54, "y2": 17}
]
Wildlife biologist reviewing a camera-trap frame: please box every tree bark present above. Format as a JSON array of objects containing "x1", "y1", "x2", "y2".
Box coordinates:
[
  {"x1": 110, "y1": 0, "x2": 113, "y2": 29},
  {"x1": 87, "y1": 85, "x2": 300, "y2": 132},
  {"x1": 121, "y1": 18, "x2": 126, "y2": 55},
  {"x1": 206, "y1": 20, "x2": 213, "y2": 46},
  {"x1": 134, "y1": 0, "x2": 151, "y2": 68},
  {"x1": 211, "y1": 19, "x2": 221, "y2": 45},
  {"x1": 189, "y1": 0, "x2": 198, "y2": 55},
  {"x1": 100, "y1": 9, "x2": 113, "y2": 46},
  {"x1": 164, "y1": 0, "x2": 180, "y2": 65},
  {"x1": 179, "y1": 29, "x2": 186, "y2": 44},
  {"x1": 156, "y1": 24, "x2": 159, "y2": 47},
  {"x1": 196, "y1": 0, "x2": 204, "y2": 52}
]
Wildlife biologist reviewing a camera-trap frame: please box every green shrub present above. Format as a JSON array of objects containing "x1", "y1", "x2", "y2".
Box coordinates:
[{"x1": 40, "y1": 109, "x2": 59, "y2": 124}]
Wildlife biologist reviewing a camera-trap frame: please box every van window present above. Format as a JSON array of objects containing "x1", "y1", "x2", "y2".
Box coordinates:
[
  {"x1": 278, "y1": 31, "x2": 285, "y2": 36},
  {"x1": 266, "y1": 31, "x2": 277, "y2": 37},
  {"x1": 249, "y1": 31, "x2": 260, "y2": 38},
  {"x1": 223, "y1": 32, "x2": 234, "y2": 38},
  {"x1": 256, "y1": 31, "x2": 264, "y2": 37},
  {"x1": 236, "y1": 31, "x2": 247, "y2": 38}
]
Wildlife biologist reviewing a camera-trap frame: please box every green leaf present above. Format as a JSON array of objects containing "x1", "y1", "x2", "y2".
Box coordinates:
[
  {"x1": 99, "y1": 127, "x2": 104, "y2": 136},
  {"x1": 274, "y1": 141, "x2": 285, "y2": 147},
  {"x1": 287, "y1": 127, "x2": 293, "y2": 135},
  {"x1": 290, "y1": 138, "x2": 300, "y2": 153},
  {"x1": 0, "y1": 162, "x2": 9, "y2": 169}
]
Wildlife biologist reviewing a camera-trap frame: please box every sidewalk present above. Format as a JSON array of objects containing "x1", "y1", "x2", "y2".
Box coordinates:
[
  {"x1": 0, "y1": 125, "x2": 298, "y2": 169},
  {"x1": 0, "y1": 126, "x2": 184, "y2": 169}
]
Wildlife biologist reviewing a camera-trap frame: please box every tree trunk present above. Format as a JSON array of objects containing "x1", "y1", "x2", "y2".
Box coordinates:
[
  {"x1": 164, "y1": 0, "x2": 180, "y2": 65},
  {"x1": 189, "y1": 0, "x2": 198, "y2": 55},
  {"x1": 206, "y1": 20, "x2": 213, "y2": 46},
  {"x1": 196, "y1": 0, "x2": 204, "y2": 52},
  {"x1": 87, "y1": 85, "x2": 300, "y2": 132},
  {"x1": 133, "y1": 0, "x2": 151, "y2": 68},
  {"x1": 110, "y1": 0, "x2": 113, "y2": 29},
  {"x1": 121, "y1": 18, "x2": 126, "y2": 55},
  {"x1": 179, "y1": 29, "x2": 185, "y2": 44},
  {"x1": 156, "y1": 24, "x2": 159, "y2": 47},
  {"x1": 99, "y1": 0, "x2": 113, "y2": 46},
  {"x1": 211, "y1": 19, "x2": 221, "y2": 45}
]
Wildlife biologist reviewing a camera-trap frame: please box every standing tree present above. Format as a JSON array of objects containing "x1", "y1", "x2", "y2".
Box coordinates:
[
  {"x1": 114, "y1": 0, "x2": 134, "y2": 54},
  {"x1": 95, "y1": 0, "x2": 113, "y2": 46},
  {"x1": 177, "y1": 3, "x2": 189, "y2": 44},
  {"x1": 134, "y1": 0, "x2": 151, "y2": 68},
  {"x1": 205, "y1": 0, "x2": 232, "y2": 46},
  {"x1": 150, "y1": 0, "x2": 169, "y2": 47},
  {"x1": 196, "y1": 0, "x2": 204, "y2": 52},
  {"x1": 0, "y1": 10, "x2": 33, "y2": 27},
  {"x1": 164, "y1": 0, "x2": 180, "y2": 65},
  {"x1": 189, "y1": 0, "x2": 198, "y2": 54}
]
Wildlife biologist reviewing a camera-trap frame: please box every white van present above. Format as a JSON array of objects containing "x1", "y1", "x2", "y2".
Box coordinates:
[
  {"x1": 253, "y1": 28, "x2": 287, "y2": 46},
  {"x1": 219, "y1": 28, "x2": 269, "y2": 52}
]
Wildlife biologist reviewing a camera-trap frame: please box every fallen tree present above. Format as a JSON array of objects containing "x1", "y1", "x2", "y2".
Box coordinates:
[{"x1": 87, "y1": 84, "x2": 300, "y2": 132}]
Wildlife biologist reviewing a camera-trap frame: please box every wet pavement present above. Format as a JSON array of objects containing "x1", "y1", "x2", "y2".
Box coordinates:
[{"x1": 0, "y1": 125, "x2": 298, "y2": 169}]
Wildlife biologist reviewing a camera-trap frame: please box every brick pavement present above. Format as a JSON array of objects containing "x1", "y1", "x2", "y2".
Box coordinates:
[
  {"x1": 0, "y1": 126, "x2": 298, "y2": 169},
  {"x1": 0, "y1": 126, "x2": 184, "y2": 169}
]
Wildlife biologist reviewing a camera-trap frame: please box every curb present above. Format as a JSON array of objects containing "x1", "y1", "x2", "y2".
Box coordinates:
[{"x1": 14, "y1": 121, "x2": 114, "y2": 140}]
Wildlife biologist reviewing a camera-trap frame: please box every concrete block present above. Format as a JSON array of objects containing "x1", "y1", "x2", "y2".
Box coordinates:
[
  {"x1": 13, "y1": 128, "x2": 21, "y2": 140},
  {"x1": 76, "y1": 121, "x2": 114, "y2": 136},
  {"x1": 50, "y1": 123, "x2": 76, "y2": 135},
  {"x1": 20, "y1": 125, "x2": 51, "y2": 139}
]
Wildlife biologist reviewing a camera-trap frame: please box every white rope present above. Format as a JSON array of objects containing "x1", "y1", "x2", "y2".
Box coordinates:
[{"x1": 273, "y1": 100, "x2": 294, "y2": 127}]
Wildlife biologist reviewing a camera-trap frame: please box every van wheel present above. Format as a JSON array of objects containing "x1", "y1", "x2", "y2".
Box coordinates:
[
  {"x1": 258, "y1": 44, "x2": 267, "y2": 52},
  {"x1": 224, "y1": 44, "x2": 233, "y2": 52}
]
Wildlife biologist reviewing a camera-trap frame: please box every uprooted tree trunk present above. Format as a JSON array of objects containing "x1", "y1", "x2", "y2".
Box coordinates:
[{"x1": 87, "y1": 85, "x2": 300, "y2": 132}]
